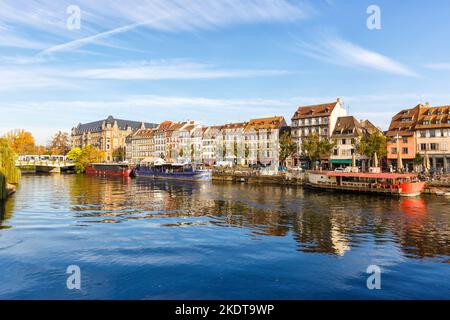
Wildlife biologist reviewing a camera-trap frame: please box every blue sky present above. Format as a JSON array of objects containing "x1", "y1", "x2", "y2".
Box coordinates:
[{"x1": 1, "y1": 0, "x2": 450, "y2": 144}]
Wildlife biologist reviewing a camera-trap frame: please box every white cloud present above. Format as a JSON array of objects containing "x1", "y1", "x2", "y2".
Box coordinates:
[
  {"x1": 72, "y1": 60, "x2": 290, "y2": 80},
  {"x1": 0, "y1": 0, "x2": 310, "y2": 53},
  {"x1": 0, "y1": 59, "x2": 291, "y2": 91},
  {"x1": 295, "y1": 34, "x2": 418, "y2": 77},
  {"x1": 424, "y1": 63, "x2": 450, "y2": 70}
]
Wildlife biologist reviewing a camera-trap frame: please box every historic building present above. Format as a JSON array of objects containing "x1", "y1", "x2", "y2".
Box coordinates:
[
  {"x1": 130, "y1": 128, "x2": 156, "y2": 164},
  {"x1": 415, "y1": 103, "x2": 450, "y2": 172},
  {"x1": 153, "y1": 121, "x2": 173, "y2": 159},
  {"x1": 291, "y1": 98, "x2": 347, "y2": 166},
  {"x1": 386, "y1": 106, "x2": 420, "y2": 171},
  {"x1": 201, "y1": 126, "x2": 221, "y2": 166},
  {"x1": 71, "y1": 115, "x2": 156, "y2": 162},
  {"x1": 330, "y1": 116, "x2": 380, "y2": 169},
  {"x1": 217, "y1": 122, "x2": 248, "y2": 165},
  {"x1": 243, "y1": 116, "x2": 287, "y2": 167}
]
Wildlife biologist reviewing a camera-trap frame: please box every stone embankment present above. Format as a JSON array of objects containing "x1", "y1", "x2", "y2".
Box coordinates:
[{"x1": 212, "y1": 170, "x2": 305, "y2": 186}]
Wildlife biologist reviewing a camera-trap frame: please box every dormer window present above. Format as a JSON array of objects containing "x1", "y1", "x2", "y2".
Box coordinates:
[
  {"x1": 423, "y1": 120, "x2": 430, "y2": 125},
  {"x1": 427, "y1": 111, "x2": 433, "y2": 116}
]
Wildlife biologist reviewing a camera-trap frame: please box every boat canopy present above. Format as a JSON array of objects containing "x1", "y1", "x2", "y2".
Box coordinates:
[{"x1": 326, "y1": 172, "x2": 416, "y2": 179}]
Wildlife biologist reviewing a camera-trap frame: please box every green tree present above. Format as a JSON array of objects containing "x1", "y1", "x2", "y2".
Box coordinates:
[
  {"x1": 0, "y1": 138, "x2": 21, "y2": 199},
  {"x1": 279, "y1": 131, "x2": 296, "y2": 167},
  {"x1": 179, "y1": 148, "x2": 184, "y2": 158},
  {"x1": 67, "y1": 146, "x2": 105, "y2": 173},
  {"x1": 233, "y1": 138, "x2": 238, "y2": 165},
  {"x1": 222, "y1": 143, "x2": 227, "y2": 159},
  {"x1": 301, "y1": 133, "x2": 336, "y2": 169},
  {"x1": 413, "y1": 152, "x2": 423, "y2": 172},
  {"x1": 356, "y1": 132, "x2": 388, "y2": 166},
  {"x1": 48, "y1": 131, "x2": 71, "y2": 155},
  {"x1": 244, "y1": 144, "x2": 250, "y2": 164},
  {"x1": 112, "y1": 147, "x2": 125, "y2": 162},
  {"x1": 190, "y1": 144, "x2": 195, "y2": 161}
]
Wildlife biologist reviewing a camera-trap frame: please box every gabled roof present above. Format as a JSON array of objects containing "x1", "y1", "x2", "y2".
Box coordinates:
[
  {"x1": 332, "y1": 116, "x2": 381, "y2": 137},
  {"x1": 244, "y1": 116, "x2": 286, "y2": 132},
  {"x1": 387, "y1": 105, "x2": 420, "y2": 136},
  {"x1": 291, "y1": 100, "x2": 340, "y2": 120},
  {"x1": 133, "y1": 128, "x2": 155, "y2": 138}
]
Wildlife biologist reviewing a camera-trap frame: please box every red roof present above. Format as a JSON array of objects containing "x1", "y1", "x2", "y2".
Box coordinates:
[{"x1": 326, "y1": 172, "x2": 417, "y2": 179}]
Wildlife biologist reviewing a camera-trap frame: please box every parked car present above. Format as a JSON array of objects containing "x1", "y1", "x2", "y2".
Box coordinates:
[{"x1": 334, "y1": 167, "x2": 345, "y2": 172}]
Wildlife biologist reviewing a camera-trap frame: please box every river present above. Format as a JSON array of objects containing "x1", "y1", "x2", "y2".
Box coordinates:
[{"x1": 0, "y1": 174, "x2": 449, "y2": 299}]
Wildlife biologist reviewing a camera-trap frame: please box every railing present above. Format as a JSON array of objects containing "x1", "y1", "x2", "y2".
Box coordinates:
[{"x1": 16, "y1": 160, "x2": 75, "y2": 167}]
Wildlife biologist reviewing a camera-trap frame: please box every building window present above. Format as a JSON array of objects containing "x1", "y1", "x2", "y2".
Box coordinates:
[
  {"x1": 402, "y1": 147, "x2": 408, "y2": 154},
  {"x1": 333, "y1": 149, "x2": 338, "y2": 156},
  {"x1": 342, "y1": 139, "x2": 346, "y2": 145},
  {"x1": 402, "y1": 137, "x2": 408, "y2": 143},
  {"x1": 430, "y1": 130, "x2": 436, "y2": 138},
  {"x1": 430, "y1": 143, "x2": 439, "y2": 151},
  {"x1": 391, "y1": 147, "x2": 397, "y2": 154}
]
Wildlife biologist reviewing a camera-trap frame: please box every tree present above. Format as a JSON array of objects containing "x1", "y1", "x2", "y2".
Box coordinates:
[
  {"x1": 356, "y1": 132, "x2": 388, "y2": 166},
  {"x1": 222, "y1": 143, "x2": 227, "y2": 159},
  {"x1": 3, "y1": 129, "x2": 36, "y2": 155},
  {"x1": 279, "y1": 131, "x2": 296, "y2": 167},
  {"x1": 179, "y1": 148, "x2": 184, "y2": 159},
  {"x1": 413, "y1": 152, "x2": 423, "y2": 172},
  {"x1": 233, "y1": 138, "x2": 238, "y2": 165},
  {"x1": 0, "y1": 138, "x2": 21, "y2": 199},
  {"x1": 112, "y1": 147, "x2": 125, "y2": 162},
  {"x1": 190, "y1": 144, "x2": 195, "y2": 162},
  {"x1": 301, "y1": 133, "x2": 336, "y2": 169},
  {"x1": 244, "y1": 144, "x2": 250, "y2": 165},
  {"x1": 48, "y1": 131, "x2": 71, "y2": 155},
  {"x1": 67, "y1": 146, "x2": 106, "y2": 173}
]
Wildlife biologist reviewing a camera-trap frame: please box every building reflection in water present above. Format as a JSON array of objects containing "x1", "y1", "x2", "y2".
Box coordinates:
[{"x1": 50, "y1": 176, "x2": 449, "y2": 262}]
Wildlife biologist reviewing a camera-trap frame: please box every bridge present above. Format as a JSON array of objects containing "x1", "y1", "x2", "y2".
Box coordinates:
[{"x1": 16, "y1": 155, "x2": 76, "y2": 173}]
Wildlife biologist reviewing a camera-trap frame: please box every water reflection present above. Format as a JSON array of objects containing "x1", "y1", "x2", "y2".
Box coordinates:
[{"x1": 2, "y1": 175, "x2": 450, "y2": 262}]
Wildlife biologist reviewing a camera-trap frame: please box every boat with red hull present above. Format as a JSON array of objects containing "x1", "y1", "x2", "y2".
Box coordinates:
[
  {"x1": 85, "y1": 163, "x2": 132, "y2": 177},
  {"x1": 307, "y1": 171, "x2": 425, "y2": 197}
]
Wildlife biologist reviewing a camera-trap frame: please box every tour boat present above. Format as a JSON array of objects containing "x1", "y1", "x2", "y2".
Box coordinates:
[
  {"x1": 85, "y1": 163, "x2": 132, "y2": 177},
  {"x1": 306, "y1": 171, "x2": 425, "y2": 197},
  {"x1": 133, "y1": 163, "x2": 212, "y2": 182}
]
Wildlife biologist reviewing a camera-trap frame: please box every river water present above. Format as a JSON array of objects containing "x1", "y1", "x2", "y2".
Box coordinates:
[{"x1": 0, "y1": 174, "x2": 449, "y2": 299}]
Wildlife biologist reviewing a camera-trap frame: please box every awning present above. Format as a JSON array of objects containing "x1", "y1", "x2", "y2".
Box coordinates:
[{"x1": 330, "y1": 159, "x2": 353, "y2": 164}]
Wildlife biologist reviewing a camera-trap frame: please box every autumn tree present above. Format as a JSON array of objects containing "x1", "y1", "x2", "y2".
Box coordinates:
[
  {"x1": 3, "y1": 129, "x2": 36, "y2": 155},
  {"x1": 279, "y1": 131, "x2": 296, "y2": 167},
  {"x1": 48, "y1": 131, "x2": 71, "y2": 155}
]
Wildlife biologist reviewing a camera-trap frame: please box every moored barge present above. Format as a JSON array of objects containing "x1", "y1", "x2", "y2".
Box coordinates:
[
  {"x1": 85, "y1": 163, "x2": 132, "y2": 177},
  {"x1": 134, "y1": 163, "x2": 212, "y2": 182},
  {"x1": 307, "y1": 171, "x2": 425, "y2": 197}
]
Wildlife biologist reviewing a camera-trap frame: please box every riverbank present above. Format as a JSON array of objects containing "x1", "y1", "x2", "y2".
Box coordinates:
[{"x1": 212, "y1": 171, "x2": 305, "y2": 186}]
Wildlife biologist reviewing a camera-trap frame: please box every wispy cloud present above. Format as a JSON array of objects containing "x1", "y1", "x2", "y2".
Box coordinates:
[
  {"x1": 424, "y1": 63, "x2": 450, "y2": 70},
  {"x1": 0, "y1": 59, "x2": 291, "y2": 91},
  {"x1": 0, "y1": 0, "x2": 310, "y2": 54},
  {"x1": 72, "y1": 60, "x2": 290, "y2": 80},
  {"x1": 295, "y1": 34, "x2": 418, "y2": 77}
]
